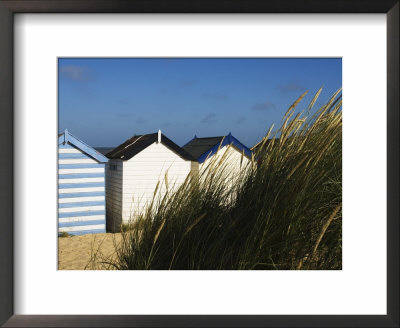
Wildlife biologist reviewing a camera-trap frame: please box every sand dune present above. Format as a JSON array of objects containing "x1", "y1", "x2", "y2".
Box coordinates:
[{"x1": 58, "y1": 233, "x2": 122, "y2": 270}]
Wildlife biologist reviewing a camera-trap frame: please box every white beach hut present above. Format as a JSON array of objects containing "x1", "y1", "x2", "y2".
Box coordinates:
[
  {"x1": 58, "y1": 130, "x2": 109, "y2": 235},
  {"x1": 105, "y1": 130, "x2": 195, "y2": 231},
  {"x1": 182, "y1": 132, "x2": 252, "y2": 180}
]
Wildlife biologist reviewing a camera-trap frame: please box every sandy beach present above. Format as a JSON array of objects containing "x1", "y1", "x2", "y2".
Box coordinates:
[{"x1": 58, "y1": 233, "x2": 122, "y2": 270}]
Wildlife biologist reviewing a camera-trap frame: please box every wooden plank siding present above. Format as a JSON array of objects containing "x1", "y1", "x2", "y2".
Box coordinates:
[
  {"x1": 58, "y1": 142, "x2": 107, "y2": 235},
  {"x1": 122, "y1": 143, "x2": 192, "y2": 223},
  {"x1": 200, "y1": 144, "x2": 250, "y2": 178},
  {"x1": 198, "y1": 145, "x2": 251, "y2": 203},
  {"x1": 106, "y1": 142, "x2": 192, "y2": 231}
]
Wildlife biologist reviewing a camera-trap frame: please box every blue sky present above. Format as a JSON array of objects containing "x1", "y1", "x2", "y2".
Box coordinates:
[{"x1": 58, "y1": 58, "x2": 341, "y2": 148}]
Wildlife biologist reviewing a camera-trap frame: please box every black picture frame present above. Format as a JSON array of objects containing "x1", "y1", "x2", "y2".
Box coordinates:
[{"x1": 0, "y1": 1, "x2": 398, "y2": 327}]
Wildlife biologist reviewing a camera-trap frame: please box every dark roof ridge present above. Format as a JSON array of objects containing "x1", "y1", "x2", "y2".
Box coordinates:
[
  {"x1": 110, "y1": 134, "x2": 146, "y2": 158},
  {"x1": 194, "y1": 136, "x2": 224, "y2": 139},
  {"x1": 106, "y1": 133, "x2": 156, "y2": 158}
]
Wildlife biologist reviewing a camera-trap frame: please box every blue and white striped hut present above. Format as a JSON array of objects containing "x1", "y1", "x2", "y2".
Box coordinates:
[{"x1": 58, "y1": 129, "x2": 109, "y2": 235}]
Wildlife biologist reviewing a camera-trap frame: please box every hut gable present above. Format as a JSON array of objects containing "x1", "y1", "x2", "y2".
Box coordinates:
[
  {"x1": 58, "y1": 129, "x2": 109, "y2": 235},
  {"x1": 59, "y1": 130, "x2": 109, "y2": 163}
]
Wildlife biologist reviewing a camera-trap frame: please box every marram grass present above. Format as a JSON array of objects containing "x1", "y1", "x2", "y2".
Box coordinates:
[{"x1": 91, "y1": 88, "x2": 342, "y2": 270}]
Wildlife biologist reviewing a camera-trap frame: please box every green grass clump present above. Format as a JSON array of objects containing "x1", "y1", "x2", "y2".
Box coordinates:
[
  {"x1": 59, "y1": 231, "x2": 72, "y2": 238},
  {"x1": 104, "y1": 88, "x2": 342, "y2": 270}
]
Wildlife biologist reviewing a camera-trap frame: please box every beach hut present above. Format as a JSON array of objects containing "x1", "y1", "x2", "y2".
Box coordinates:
[
  {"x1": 182, "y1": 132, "x2": 252, "y2": 179},
  {"x1": 58, "y1": 129, "x2": 109, "y2": 235},
  {"x1": 105, "y1": 130, "x2": 195, "y2": 231}
]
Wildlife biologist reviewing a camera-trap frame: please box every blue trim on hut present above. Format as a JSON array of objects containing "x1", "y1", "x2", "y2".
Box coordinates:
[
  {"x1": 59, "y1": 129, "x2": 109, "y2": 163},
  {"x1": 59, "y1": 173, "x2": 104, "y2": 179},
  {"x1": 59, "y1": 182, "x2": 105, "y2": 189},
  {"x1": 58, "y1": 191, "x2": 105, "y2": 198},
  {"x1": 59, "y1": 220, "x2": 106, "y2": 228},
  {"x1": 58, "y1": 201, "x2": 105, "y2": 208},
  {"x1": 61, "y1": 229, "x2": 106, "y2": 236},
  {"x1": 59, "y1": 163, "x2": 105, "y2": 169},
  {"x1": 58, "y1": 210, "x2": 106, "y2": 218}
]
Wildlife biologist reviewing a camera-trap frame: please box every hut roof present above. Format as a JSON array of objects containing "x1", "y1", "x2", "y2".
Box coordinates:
[
  {"x1": 58, "y1": 129, "x2": 109, "y2": 163},
  {"x1": 182, "y1": 136, "x2": 224, "y2": 160},
  {"x1": 106, "y1": 132, "x2": 195, "y2": 161},
  {"x1": 182, "y1": 133, "x2": 252, "y2": 163}
]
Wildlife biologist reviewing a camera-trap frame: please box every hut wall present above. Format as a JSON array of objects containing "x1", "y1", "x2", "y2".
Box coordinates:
[
  {"x1": 199, "y1": 145, "x2": 250, "y2": 185},
  {"x1": 58, "y1": 143, "x2": 106, "y2": 235},
  {"x1": 121, "y1": 142, "x2": 192, "y2": 223}
]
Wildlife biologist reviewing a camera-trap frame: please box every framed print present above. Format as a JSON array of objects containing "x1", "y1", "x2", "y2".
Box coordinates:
[{"x1": 0, "y1": 1, "x2": 398, "y2": 327}]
